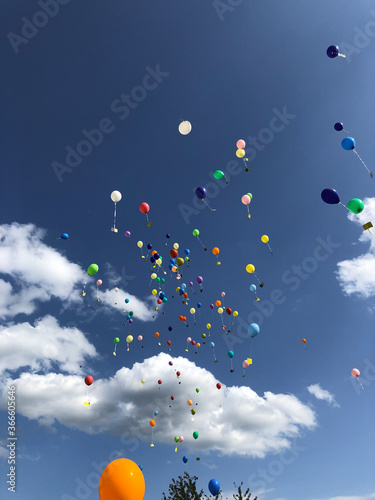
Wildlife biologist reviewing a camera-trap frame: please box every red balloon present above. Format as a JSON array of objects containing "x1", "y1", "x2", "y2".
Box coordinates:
[
  {"x1": 140, "y1": 202, "x2": 150, "y2": 214},
  {"x1": 167, "y1": 340, "x2": 171, "y2": 346},
  {"x1": 170, "y1": 249, "x2": 178, "y2": 258},
  {"x1": 158, "y1": 379, "x2": 162, "y2": 385},
  {"x1": 226, "y1": 308, "x2": 232, "y2": 315},
  {"x1": 176, "y1": 371, "x2": 181, "y2": 377},
  {"x1": 191, "y1": 340, "x2": 196, "y2": 346},
  {"x1": 85, "y1": 375, "x2": 93, "y2": 386},
  {"x1": 171, "y1": 395, "x2": 175, "y2": 400},
  {"x1": 216, "y1": 383, "x2": 221, "y2": 390},
  {"x1": 157, "y1": 298, "x2": 162, "y2": 304}
]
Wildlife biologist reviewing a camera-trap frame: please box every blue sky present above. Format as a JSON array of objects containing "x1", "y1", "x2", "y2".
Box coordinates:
[{"x1": 1, "y1": 1, "x2": 375, "y2": 499}]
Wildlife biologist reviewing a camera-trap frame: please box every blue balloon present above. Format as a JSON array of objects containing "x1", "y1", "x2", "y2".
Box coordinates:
[
  {"x1": 197, "y1": 302, "x2": 202, "y2": 308},
  {"x1": 179, "y1": 289, "x2": 184, "y2": 295},
  {"x1": 321, "y1": 188, "x2": 340, "y2": 205},
  {"x1": 248, "y1": 323, "x2": 260, "y2": 338},
  {"x1": 61, "y1": 233, "x2": 69, "y2": 240},
  {"x1": 150, "y1": 256, "x2": 155, "y2": 263},
  {"x1": 154, "y1": 410, "x2": 158, "y2": 416},
  {"x1": 195, "y1": 187, "x2": 207, "y2": 200},
  {"x1": 162, "y1": 297, "x2": 168, "y2": 302},
  {"x1": 125, "y1": 298, "x2": 129, "y2": 303},
  {"x1": 166, "y1": 233, "x2": 171, "y2": 239},
  {"x1": 147, "y1": 243, "x2": 152, "y2": 250},
  {"x1": 334, "y1": 122, "x2": 343, "y2": 131},
  {"x1": 170, "y1": 258, "x2": 176, "y2": 265},
  {"x1": 168, "y1": 263, "x2": 174, "y2": 270},
  {"x1": 208, "y1": 479, "x2": 220, "y2": 496},
  {"x1": 341, "y1": 137, "x2": 356, "y2": 151},
  {"x1": 182, "y1": 456, "x2": 188, "y2": 463},
  {"x1": 159, "y1": 292, "x2": 165, "y2": 299},
  {"x1": 249, "y1": 284, "x2": 256, "y2": 292},
  {"x1": 138, "y1": 465, "x2": 143, "y2": 471},
  {"x1": 184, "y1": 249, "x2": 190, "y2": 255},
  {"x1": 326, "y1": 45, "x2": 339, "y2": 58},
  {"x1": 228, "y1": 350, "x2": 234, "y2": 358},
  {"x1": 181, "y1": 283, "x2": 187, "y2": 289},
  {"x1": 210, "y1": 342, "x2": 215, "y2": 348},
  {"x1": 168, "y1": 326, "x2": 173, "y2": 331}
]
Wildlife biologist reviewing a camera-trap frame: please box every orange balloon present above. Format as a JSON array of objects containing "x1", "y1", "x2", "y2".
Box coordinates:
[
  {"x1": 212, "y1": 247, "x2": 220, "y2": 256},
  {"x1": 196, "y1": 343, "x2": 201, "y2": 348},
  {"x1": 171, "y1": 266, "x2": 177, "y2": 272},
  {"x1": 170, "y1": 249, "x2": 178, "y2": 258},
  {"x1": 215, "y1": 300, "x2": 221, "y2": 307},
  {"x1": 187, "y1": 399, "x2": 193, "y2": 406},
  {"x1": 98, "y1": 458, "x2": 145, "y2": 500},
  {"x1": 155, "y1": 332, "x2": 159, "y2": 338},
  {"x1": 150, "y1": 419, "x2": 155, "y2": 427},
  {"x1": 302, "y1": 338, "x2": 306, "y2": 344},
  {"x1": 152, "y1": 250, "x2": 157, "y2": 256},
  {"x1": 183, "y1": 292, "x2": 188, "y2": 298},
  {"x1": 167, "y1": 340, "x2": 171, "y2": 346}
]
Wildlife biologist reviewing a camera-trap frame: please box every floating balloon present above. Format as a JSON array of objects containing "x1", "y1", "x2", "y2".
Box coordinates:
[
  {"x1": 334, "y1": 122, "x2": 344, "y2": 132},
  {"x1": 192, "y1": 229, "x2": 207, "y2": 251},
  {"x1": 208, "y1": 479, "x2": 220, "y2": 496},
  {"x1": 241, "y1": 194, "x2": 251, "y2": 218},
  {"x1": 321, "y1": 188, "x2": 340, "y2": 205},
  {"x1": 213, "y1": 170, "x2": 229, "y2": 183},
  {"x1": 195, "y1": 187, "x2": 216, "y2": 211},
  {"x1": 140, "y1": 203, "x2": 151, "y2": 227},
  {"x1": 261, "y1": 235, "x2": 273, "y2": 255},
  {"x1": 96, "y1": 279, "x2": 102, "y2": 286},
  {"x1": 193, "y1": 431, "x2": 199, "y2": 439},
  {"x1": 341, "y1": 137, "x2": 373, "y2": 178},
  {"x1": 110, "y1": 191, "x2": 122, "y2": 233},
  {"x1": 98, "y1": 458, "x2": 145, "y2": 500},
  {"x1": 178, "y1": 121, "x2": 192, "y2": 135},
  {"x1": 248, "y1": 323, "x2": 260, "y2": 338},
  {"x1": 87, "y1": 264, "x2": 99, "y2": 275},
  {"x1": 61, "y1": 233, "x2": 69, "y2": 240},
  {"x1": 236, "y1": 139, "x2": 246, "y2": 150},
  {"x1": 85, "y1": 375, "x2": 93, "y2": 386},
  {"x1": 326, "y1": 45, "x2": 346, "y2": 58},
  {"x1": 351, "y1": 368, "x2": 360, "y2": 378},
  {"x1": 216, "y1": 383, "x2": 221, "y2": 389},
  {"x1": 245, "y1": 264, "x2": 264, "y2": 287},
  {"x1": 302, "y1": 338, "x2": 306, "y2": 344},
  {"x1": 347, "y1": 198, "x2": 364, "y2": 214},
  {"x1": 183, "y1": 456, "x2": 188, "y2": 463},
  {"x1": 236, "y1": 147, "x2": 250, "y2": 171}
]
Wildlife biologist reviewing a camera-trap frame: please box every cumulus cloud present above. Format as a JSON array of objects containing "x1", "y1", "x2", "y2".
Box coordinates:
[
  {"x1": 0, "y1": 223, "x2": 159, "y2": 322},
  {"x1": 0, "y1": 316, "x2": 97, "y2": 376},
  {"x1": 336, "y1": 198, "x2": 375, "y2": 298},
  {"x1": 0, "y1": 352, "x2": 317, "y2": 457},
  {"x1": 307, "y1": 384, "x2": 340, "y2": 407}
]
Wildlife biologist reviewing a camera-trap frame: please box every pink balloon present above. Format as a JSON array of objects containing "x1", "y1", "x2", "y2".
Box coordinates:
[
  {"x1": 138, "y1": 335, "x2": 143, "y2": 341},
  {"x1": 351, "y1": 368, "x2": 360, "y2": 378},
  {"x1": 242, "y1": 360, "x2": 249, "y2": 369},
  {"x1": 187, "y1": 337, "x2": 192, "y2": 343},
  {"x1": 241, "y1": 195, "x2": 251, "y2": 205},
  {"x1": 179, "y1": 436, "x2": 184, "y2": 443},
  {"x1": 236, "y1": 139, "x2": 246, "y2": 149},
  {"x1": 221, "y1": 292, "x2": 225, "y2": 297},
  {"x1": 96, "y1": 280, "x2": 102, "y2": 286}
]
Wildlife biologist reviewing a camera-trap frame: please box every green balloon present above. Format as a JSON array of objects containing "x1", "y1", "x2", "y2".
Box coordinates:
[
  {"x1": 192, "y1": 229, "x2": 200, "y2": 237},
  {"x1": 195, "y1": 388, "x2": 199, "y2": 393},
  {"x1": 191, "y1": 409, "x2": 196, "y2": 415},
  {"x1": 185, "y1": 256, "x2": 189, "y2": 261},
  {"x1": 156, "y1": 277, "x2": 161, "y2": 283},
  {"x1": 129, "y1": 311, "x2": 134, "y2": 316},
  {"x1": 347, "y1": 198, "x2": 364, "y2": 214},
  {"x1": 247, "y1": 193, "x2": 252, "y2": 200},
  {"x1": 174, "y1": 436, "x2": 179, "y2": 443},
  {"x1": 114, "y1": 337, "x2": 120, "y2": 344},
  {"x1": 193, "y1": 431, "x2": 199, "y2": 439},
  {"x1": 87, "y1": 264, "x2": 99, "y2": 275},
  {"x1": 161, "y1": 278, "x2": 165, "y2": 284},
  {"x1": 213, "y1": 170, "x2": 225, "y2": 180}
]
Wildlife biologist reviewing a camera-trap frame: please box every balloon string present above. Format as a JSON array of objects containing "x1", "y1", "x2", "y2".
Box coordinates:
[
  {"x1": 358, "y1": 379, "x2": 364, "y2": 390},
  {"x1": 113, "y1": 202, "x2": 117, "y2": 229},
  {"x1": 267, "y1": 243, "x2": 273, "y2": 255},
  {"x1": 253, "y1": 272, "x2": 261, "y2": 285},
  {"x1": 202, "y1": 199, "x2": 216, "y2": 211},
  {"x1": 243, "y1": 158, "x2": 250, "y2": 172},
  {"x1": 339, "y1": 202, "x2": 351, "y2": 212},
  {"x1": 353, "y1": 150, "x2": 372, "y2": 177}
]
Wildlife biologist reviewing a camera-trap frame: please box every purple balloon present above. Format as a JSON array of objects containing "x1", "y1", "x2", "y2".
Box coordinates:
[
  {"x1": 334, "y1": 122, "x2": 343, "y2": 132},
  {"x1": 196, "y1": 276, "x2": 203, "y2": 284},
  {"x1": 129, "y1": 318, "x2": 133, "y2": 324},
  {"x1": 195, "y1": 187, "x2": 207, "y2": 200},
  {"x1": 125, "y1": 231, "x2": 131, "y2": 237},
  {"x1": 209, "y1": 303, "x2": 214, "y2": 310},
  {"x1": 169, "y1": 361, "x2": 173, "y2": 366},
  {"x1": 189, "y1": 281, "x2": 193, "y2": 287},
  {"x1": 321, "y1": 188, "x2": 340, "y2": 205}
]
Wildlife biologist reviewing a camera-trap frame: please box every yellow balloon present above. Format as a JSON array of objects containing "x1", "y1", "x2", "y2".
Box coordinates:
[
  {"x1": 246, "y1": 264, "x2": 255, "y2": 273},
  {"x1": 190, "y1": 308, "x2": 196, "y2": 314},
  {"x1": 141, "y1": 378, "x2": 145, "y2": 384},
  {"x1": 126, "y1": 335, "x2": 133, "y2": 343},
  {"x1": 261, "y1": 235, "x2": 269, "y2": 243},
  {"x1": 151, "y1": 273, "x2": 157, "y2": 279},
  {"x1": 137, "y1": 241, "x2": 143, "y2": 248},
  {"x1": 156, "y1": 258, "x2": 162, "y2": 266},
  {"x1": 218, "y1": 307, "x2": 223, "y2": 314},
  {"x1": 176, "y1": 257, "x2": 184, "y2": 267},
  {"x1": 206, "y1": 323, "x2": 211, "y2": 329},
  {"x1": 236, "y1": 149, "x2": 245, "y2": 158},
  {"x1": 173, "y1": 243, "x2": 179, "y2": 250},
  {"x1": 233, "y1": 311, "x2": 238, "y2": 317},
  {"x1": 176, "y1": 287, "x2": 181, "y2": 292},
  {"x1": 152, "y1": 289, "x2": 157, "y2": 295},
  {"x1": 201, "y1": 333, "x2": 206, "y2": 338}
]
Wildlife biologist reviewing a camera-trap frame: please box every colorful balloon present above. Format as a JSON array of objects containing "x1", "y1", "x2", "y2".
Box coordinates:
[
  {"x1": 208, "y1": 479, "x2": 220, "y2": 496},
  {"x1": 351, "y1": 368, "x2": 360, "y2": 378},
  {"x1": 334, "y1": 122, "x2": 344, "y2": 131},
  {"x1": 246, "y1": 264, "x2": 255, "y2": 274},
  {"x1": 139, "y1": 202, "x2": 150, "y2": 214},
  {"x1": 321, "y1": 188, "x2": 340, "y2": 205},
  {"x1": 87, "y1": 264, "x2": 99, "y2": 275},
  {"x1": 248, "y1": 323, "x2": 260, "y2": 338},
  {"x1": 85, "y1": 375, "x2": 93, "y2": 386},
  {"x1": 341, "y1": 137, "x2": 356, "y2": 151},
  {"x1": 98, "y1": 458, "x2": 145, "y2": 500},
  {"x1": 236, "y1": 139, "x2": 246, "y2": 149},
  {"x1": 347, "y1": 198, "x2": 364, "y2": 214}
]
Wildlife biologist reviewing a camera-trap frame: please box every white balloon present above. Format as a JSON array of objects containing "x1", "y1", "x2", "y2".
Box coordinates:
[
  {"x1": 111, "y1": 190, "x2": 122, "y2": 202},
  {"x1": 114, "y1": 287, "x2": 119, "y2": 292},
  {"x1": 178, "y1": 121, "x2": 192, "y2": 135}
]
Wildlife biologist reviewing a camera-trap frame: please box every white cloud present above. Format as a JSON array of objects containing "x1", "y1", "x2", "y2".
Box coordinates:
[
  {"x1": 0, "y1": 316, "x2": 97, "y2": 376},
  {"x1": 0, "y1": 223, "x2": 85, "y2": 318},
  {"x1": 307, "y1": 384, "x2": 340, "y2": 407},
  {"x1": 96, "y1": 288, "x2": 158, "y2": 322},
  {"x1": 0, "y1": 352, "x2": 317, "y2": 458},
  {"x1": 336, "y1": 198, "x2": 375, "y2": 298}
]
